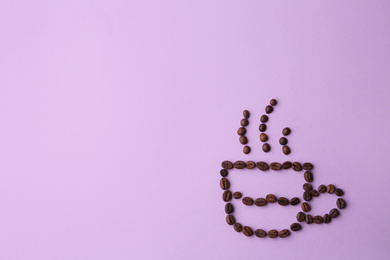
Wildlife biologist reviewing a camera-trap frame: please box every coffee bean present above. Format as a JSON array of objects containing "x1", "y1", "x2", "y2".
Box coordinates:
[
  {"x1": 290, "y1": 197, "x2": 300, "y2": 205},
  {"x1": 303, "y1": 191, "x2": 312, "y2": 201},
  {"x1": 259, "y1": 124, "x2": 267, "y2": 132},
  {"x1": 243, "y1": 226, "x2": 254, "y2": 237},
  {"x1": 270, "y1": 99, "x2": 277, "y2": 106},
  {"x1": 335, "y1": 188, "x2": 344, "y2": 197},
  {"x1": 254, "y1": 198, "x2": 267, "y2": 206},
  {"x1": 310, "y1": 190, "x2": 319, "y2": 197},
  {"x1": 324, "y1": 214, "x2": 331, "y2": 223},
  {"x1": 243, "y1": 110, "x2": 250, "y2": 119},
  {"x1": 239, "y1": 136, "x2": 248, "y2": 145},
  {"x1": 221, "y1": 161, "x2": 233, "y2": 170},
  {"x1": 270, "y1": 162, "x2": 282, "y2": 170},
  {"x1": 243, "y1": 146, "x2": 251, "y2": 154},
  {"x1": 265, "y1": 105, "x2": 274, "y2": 114},
  {"x1": 337, "y1": 198, "x2": 346, "y2": 209},
  {"x1": 220, "y1": 169, "x2": 228, "y2": 177},
  {"x1": 290, "y1": 223, "x2": 302, "y2": 231},
  {"x1": 302, "y1": 163, "x2": 313, "y2": 170},
  {"x1": 278, "y1": 197, "x2": 289, "y2": 206},
  {"x1": 260, "y1": 115, "x2": 269, "y2": 123},
  {"x1": 266, "y1": 194, "x2": 277, "y2": 203},
  {"x1": 262, "y1": 143, "x2": 271, "y2": 152},
  {"x1": 234, "y1": 223, "x2": 242, "y2": 232},
  {"x1": 226, "y1": 215, "x2": 236, "y2": 225},
  {"x1": 255, "y1": 229, "x2": 267, "y2": 238},
  {"x1": 327, "y1": 184, "x2": 336, "y2": 194},
  {"x1": 246, "y1": 161, "x2": 256, "y2": 169},
  {"x1": 279, "y1": 137, "x2": 288, "y2": 145},
  {"x1": 282, "y1": 161, "x2": 292, "y2": 169},
  {"x1": 220, "y1": 178, "x2": 230, "y2": 190},
  {"x1": 329, "y1": 208, "x2": 340, "y2": 218},
  {"x1": 233, "y1": 192, "x2": 242, "y2": 199},
  {"x1": 278, "y1": 229, "x2": 290, "y2": 238},
  {"x1": 297, "y1": 212, "x2": 306, "y2": 222},
  {"x1": 260, "y1": 133, "x2": 268, "y2": 142},
  {"x1": 256, "y1": 161, "x2": 269, "y2": 171},
  {"x1": 304, "y1": 171, "x2": 313, "y2": 182},
  {"x1": 305, "y1": 214, "x2": 313, "y2": 224},
  {"x1": 292, "y1": 162, "x2": 302, "y2": 171},
  {"x1": 314, "y1": 215, "x2": 324, "y2": 224},
  {"x1": 282, "y1": 146, "x2": 291, "y2": 155},
  {"x1": 268, "y1": 230, "x2": 278, "y2": 238},
  {"x1": 242, "y1": 197, "x2": 254, "y2": 206},
  {"x1": 237, "y1": 127, "x2": 246, "y2": 136},
  {"x1": 303, "y1": 183, "x2": 313, "y2": 191},
  {"x1": 282, "y1": 127, "x2": 291, "y2": 136},
  {"x1": 234, "y1": 161, "x2": 246, "y2": 169},
  {"x1": 240, "y1": 118, "x2": 249, "y2": 126},
  {"x1": 222, "y1": 190, "x2": 232, "y2": 202},
  {"x1": 318, "y1": 185, "x2": 327, "y2": 193},
  {"x1": 301, "y1": 202, "x2": 311, "y2": 212},
  {"x1": 225, "y1": 203, "x2": 234, "y2": 214}
]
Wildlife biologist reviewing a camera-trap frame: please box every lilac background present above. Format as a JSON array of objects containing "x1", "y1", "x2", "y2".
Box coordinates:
[{"x1": 0, "y1": 1, "x2": 390, "y2": 259}]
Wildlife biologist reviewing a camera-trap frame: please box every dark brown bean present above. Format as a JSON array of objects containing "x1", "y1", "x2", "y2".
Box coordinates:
[
  {"x1": 310, "y1": 190, "x2": 319, "y2": 197},
  {"x1": 246, "y1": 161, "x2": 256, "y2": 169},
  {"x1": 318, "y1": 185, "x2": 327, "y2": 193},
  {"x1": 234, "y1": 223, "x2": 242, "y2": 232},
  {"x1": 303, "y1": 183, "x2": 313, "y2": 191},
  {"x1": 260, "y1": 133, "x2": 268, "y2": 142},
  {"x1": 282, "y1": 127, "x2": 291, "y2": 136},
  {"x1": 255, "y1": 229, "x2": 267, "y2": 238},
  {"x1": 305, "y1": 214, "x2": 313, "y2": 224},
  {"x1": 220, "y1": 178, "x2": 230, "y2": 190},
  {"x1": 234, "y1": 161, "x2": 246, "y2": 169},
  {"x1": 278, "y1": 197, "x2": 289, "y2": 206},
  {"x1": 270, "y1": 162, "x2": 282, "y2": 170},
  {"x1": 329, "y1": 208, "x2": 340, "y2": 218},
  {"x1": 265, "y1": 105, "x2": 274, "y2": 114},
  {"x1": 290, "y1": 197, "x2": 300, "y2": 205},
  {"x1": 262, "y1": 143, "x2": 271, "y2": 152},
  {"x1": 282, "y1": 161, "x2": 292, "y2": 169},
  {"x1": 220, "y1": 169, "x2": 228, "y2": 177},
  {"x1": 268, "y1": 229, "x2": 278, "y2": 238},
  {"x1": 256, "y1": 161, "x2": 269, "y2": 171},
  {"x1": 303, "y1": 191, "x2": 312, "y2": 201},
  {"x1": 292, "y1": 162, "x2": 302, "y2": 171},
  {"x1": 222, "y1": 190, "x2": 232, "y2": 202},
  {"x1": 337, "y1": 198, "x2": 346, "y2": 209},
  {"x1": 266, "y1": 194, "x2": 277, "y2": 203},
  {"x1": 282, "y1": 146, "x2": 291, "y2": 155},
  {"x1": 233, "y1": 192, "x2": 242, "y2": 199},
  {"x1": 297, "y1": 212, "x2": 306, "y2": 222},
  {"x1": 226, "y1": 215, "x2": 236, "y2": 225},
  {"x1": 302, "y1": 163, "x2": 313, "y2": 170},
  {"x1": 221, "y1": 161, "x2": 233, "y2": 170},
  {"x1": 301, "y1": 202, "x2": 311, "y2": 212},
  {"x1": 270, "y1": 99, "x2": 277, "y2": 106},
  {"x1": 259, "y1": 124, "x2": 267, "y2": 132},
  {"x1": 243, "y1": 146, "x2": 251, "y2": 154},
  {"x1": 254, "y1": 198, "x2": 267, "y2": 207},
  {"x1": 243, "y1": 110, "x2": 250, "y2": 118},
  {"x1": 278, "y1": 229, "x2": 290, "y2": 238},
  {"x1": 279, "y1": 137, "x2": 288, "y2": 145},
  {"x1": 225, "y1": 203, "x2": 234, "y2": 214},
  {"x1": 304, "y1": 171, "x2": 313, "y2": 182},
  {"x1": 239, "y1": 136, "x2": 248, "y2": 145},
  {"x1": 243, "y1": 226, "x2": 254, "y2": 237},
  {"x1": 242, "y1": 197, "x2": 254, "y2": 206},
  {"x1": 260, "y1": 115, "x2": 269, "y2": 123},
  {"x1": 290, "y1": 223, "x2": 302, "y2": 231},
  {"x1": 327, "y1": 184, "x2": 336, "y2": 194},
  {"x1": 324, "y1": 214, "x2": 331, "y2": 223},
  {"x1": 240, "y1": 118, "x2": 249, "y2": 126},
  {"x1": 335, "y1": 188, "x2": 344, "y2": 197},
  {"x1": 314, "y1": 216, "x2": 324, "y2": 224},
  {"x1": 237, "y1": 127, "x2": 246, "y2": 136}
]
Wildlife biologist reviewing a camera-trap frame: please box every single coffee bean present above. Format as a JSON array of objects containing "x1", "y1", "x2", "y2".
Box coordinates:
[
  {"x1": 266, "y1": 194, "x2": 277, "y2": 203},
  {"x1": 265, "y1": 105, "x2": 274, "y2": 114},
  {"x1": 290, "y1": 223, "x2": 302, "y2": 231},
  {"x1": 282, "y1": 127, "x2": 291, "y2": 136},
  {"x1": 279, "y1": 137, "x2": 288, "y2": 145},
  {"x1": 310, "y1": 190, "x2": 319, "y2": 197},
  {"x1": 234, "y1": 161, "x2": 246, "y2": 169},
  {"x1": 254, "y1": 198, "x2": 267, "y2": 206},
  {"x1": 314, "y1": 215, "x2": 324, "y2": 224},
  {"x1": 262, "y1": 143, "x2": 271, "y2": 152},
  {"x1": 337, "y1": 198, "x2": 346, "y2": 209},
  {"x1": 290, "y1": 197, "x2": 300, "y2": 205},
  {"x1": 282, "y1": 161, "x2": 292, "y2": 169},
  {"x1": 237, "y1": 127, "x2": 246, "y2": 136},
  {"x1": 260, "y1": 115, "x2": 269, "y2": 123},
  {"x1": 305, "y1": 214, "x2": 313, "y2": 224},
  {"x1": 278, "y1": 197, "x2": 290, "y2": 206},
  {"x1": 303, "y1": 191, "x2": 312, "y2": 201},
  {"x1": 240, "y1": 118, "x2": 249, "y2": 126},
  {"x1": 225, "y1": 203, "x2": 234, "y2": 214},
  {"x1": 270, "y1": 162, "x2": 282, "y2": 171},
  {"x1": 324, "y1": 214, "x2": 331, "y2": 223},
  {"x1": 233, "y1": 192, "x2": 242, "y2": 199},
  {"x1": 297, "y1": 212, "x2": 306, "y2": 222},
  {"x1": 256, "y1": 161, "x2": 269, "y2": 171},
  {"x1": 243, "y1": 146, "x2": 251, "y2": 154},
  {"x1": 301, "y1": 202, "x2": 311, "y2": 212},
  {"x1": 220, "y1": 169, "x2": 228, "y2": 177},
  {"x1": 327, "y1": 184, "x2": 336, "y2": 194},
  {"x1": 260, "y1": 133, "x2": 268, "y2": 142},
  {"x1": 335, "y1": 188, "x2": 344, "y2": 197},
  {"x1": 318, "y1": 185, "x2": 327, "y2": 193},
  {"x1": 243, "y1": 110, "x2": 250, "y2": 119},
  {"x1": 278, "y1": 229, "x2": 290, "y2": 238},
  {"x1": 234, "y1": 223, "x2": 242, "y2": 232},
  {"x1": 259, "y1": 124, "x2": 267, "y2": 132},
  {"x1": 242, "y1": 197, "x2": 254, "y2": 206},
  {"x1": 282, "y1": 145, "x2": 291, "y2": 155},
  {"x1": 243, "y1": 226, "x2": 254, "y2": 237},
  {"x1": 303, "y1": 183, "x2": 313, "y2": 191},
  {"x1": 222, "y1": 190, "x2": 232, "y2": 202},
  {"x1": 246, "y1": 161, "x2": 256, "y2": 169},
  {"x1": 239, "y1": 136, "x2": 248, "y2": 145},
  {"x1": 220, "y1": 178, "x2": 230, "y2": 190},
  {"x1": 329, "y1": 208, "x2": 340, "y2": 218},
  {"x1": 270, "y1": 99, "x2": 277, "y2": 106},
  {"x1": 292, "y1": 162, "x2": 302, "y2": 171},
  {"x1": 302, "y1": 163, "x2": 313, "y2": 170},
  {"x1": 255, "y1": 229, "x2": 267, "y2": 238},
  {"x1": 304, "y1": 171, "x2": 313, "y2": 182},
  {"x1": 268, "y1": 229, "x2": 278, "y2": 238},
  {"x1": 221, "y1": 161, "x2": 234, "y2": 170},
  {"x1": 226, "y1": 215, "x2": 236, "y2": 225}
]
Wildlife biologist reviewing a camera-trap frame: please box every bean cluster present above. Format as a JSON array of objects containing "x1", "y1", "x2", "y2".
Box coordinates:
[
  {"x1": 258, "y1": 99, "x2": 277, "y2": 153},
  {"x1": 238, "y1": 110, "x2": 251, "y2": 154}
]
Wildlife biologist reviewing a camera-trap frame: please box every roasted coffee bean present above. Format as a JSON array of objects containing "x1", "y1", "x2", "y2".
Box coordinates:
[
  {"x1": 303, "y1": 191, "x2": 312, "y2": 201},
  {"x1": 302, "y1": 163, "x2": 313, "y2": 170},
  {"x1": 220, "y1": 178, "x2": 230, "y2": 190},
  {"x1": 240, "y1": 118, "x2": 249, "y2": 126},
  {"x1": 330, "y1": 208, "x2": 340, "y2": 218},
  {"x1": 234, "y1": 223, "x2": 242, "y2": 232},
  {"x1": 246, "y1": 161, "x2": 256, "y2": 169},
  {"x1": 225, "y1": 203, "x2": 234, "y2": 214},
  {"x1": 318, "y1": 185, "x2": 327, "y2": 193},
  {"x1": 335, "y1": 188, "x2": 344, "y2": 197},
  {"x1": 243, "y1": 146, "x2": 251, "y2": 154},
  {"x1": 221, "y1": 161, "x2": 234, "y2": 170},
  {"x1": 243, "y1": 226, "x2": 254, "y2": 237},
  {"x1": 254, "y1": 198, "x2": 267, "y2": 207},
  {"x1": 282, "y1": 161, "x2": 292, "y2": 169},
  {"x1": 259, "y1": 124, "x2": 267, "y2": 132},
  {"x1": 260, "y1": 115, "x2": 269, "y2": 123},
  {"x1": 324, "y1": 214, "x2": 331, "y2": 223},
  {"x1": 220, "y1": 169, "x2": 228, "y2": 177},
  {"x1": 222, "y1": 190, "x2": 232, "y2": 202},
  {"x1": 226, "y1": 215, "x2": 236, "y2": 225},
  {"x1": 301, "y1": 202, "x2": 311, "y2": 212},
  {"x1": 314, "y1": 216, "x2": 324, "y2": 224},
  {"x1": 266, "y1": 194, "x2": 277, "y2": 203},
  {"x1": 278, "y1": 197, "x2": 289, "y2": 206},
  {"x1": 233, "y1": 192, "x2": 242, "y2": 199},
  {"x1": 290, "y1": 223, "x2": 302, "y2": 231},
  {"x1": 234, "y1": 161, "x2": 246, "y2": 169},
  {"x1": 239, "y1": 136, "x2": 248, "y2": 145},
  {"x1": 297, "y1": 212, "x2": 306, "y2": 222},
  {"x1": 303, "y1": 183, "x2": 313, "y2": 191},
  {"x1": 237, "y1": 127, "x2": 246, "y2": 136},
  {"x1": 270, "y1": 99, "x2": 277, "y2": 106},
  {"x1": 243, "y1": 110, "x2": 250, "y2": 119},
  {"x1": 282, "y1": 127, "x2": 291, "y2": 136},
  {"x1": 255, "y1": 229, "x2": 267, "y2": 238},
  {"x1": 304, "y1": 171, "x2": 313, "y2": 182},
  {"x1": 260, "y1": 133, "x2": 268, "y2": 142},
  {"x1": 265, "y1": 105, "x2": 274, "y2": 114},
  {"x1": 242, "y1": 197, "x2": 254, "y2": 206},
  {"x1": 278, "y1": 229, "x2": 290, "y2": 238},
  {"x1": 256, "y1": 161, "x2": 269, "y2": 171},
  {"x1": 310, "y1": 190, "x2": 319, "y2": 197},
  {"x1": 279, "y1": 137, "x2": 288, "y2": 145},
  {"x1": 327, "y1": 184, "x2": 336, "y2": 194},
  {"x1": 337, "y1": 198, "x2": 346, "y2": 209},
  {"x1": 268, "y1": 230, "x2": 278, "y2": 238},
  {"x1": 282, "y1": 146, "x2": 291, "y2": 155},
  {"x1": 292, "y1": 162, "x2": 302, "y2": 171},
  {"x1": 290, "y1": 197, "x2": 300, "y2": 205},
  {"x1": 305, "y1": 214, "x2": 313, "y2": 224},
  {"x1": 270, "y1": 162, "x2": 282, "y2": 170},
  {"x1": 262, "y1": 143, "x2": 271, "y2": 152}
]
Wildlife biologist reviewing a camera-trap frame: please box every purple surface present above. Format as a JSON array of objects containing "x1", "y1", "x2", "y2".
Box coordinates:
[{"x1": 0, "y1": 1, "x2": 390, "y2": 259}]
